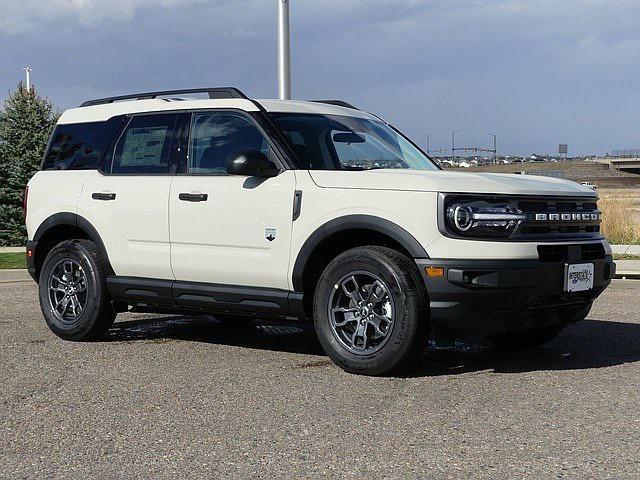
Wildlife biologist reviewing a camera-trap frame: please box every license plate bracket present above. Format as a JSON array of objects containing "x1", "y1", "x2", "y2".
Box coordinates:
[{"x1": 564, "y1": 263, "x2": 594, "y2": 292}]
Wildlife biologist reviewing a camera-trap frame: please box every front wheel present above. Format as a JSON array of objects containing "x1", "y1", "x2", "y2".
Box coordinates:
[
  {"x1": 38, "y1": 240, "x2": 116, "y2": 341},
  {"x1": 313, "y1": 246, "x2": 428, "y2": 376}
]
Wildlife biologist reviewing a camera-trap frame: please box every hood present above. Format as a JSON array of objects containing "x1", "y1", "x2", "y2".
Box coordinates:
[{"x1": 309, "y1": 169, "x2": 597, "y2": 197}]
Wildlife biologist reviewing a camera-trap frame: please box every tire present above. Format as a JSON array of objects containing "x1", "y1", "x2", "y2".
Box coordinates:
[
  {"x1": 38, "y1": 239, "x2": 116, "y2": 341},
  {"x1": 313, "y1": 246, "x2": 428, "y2": 376},
  {"x1": 486, "y1": 303, "x2": 591, "y2": 349}
]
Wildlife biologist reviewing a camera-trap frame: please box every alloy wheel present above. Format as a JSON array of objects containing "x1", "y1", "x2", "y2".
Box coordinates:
[
  {"x1": 48, "y1": 259, "x2": 88, "y2": 323},
  {"x1": 328, "y1": 270, "x2": 395, "y2": 355}
]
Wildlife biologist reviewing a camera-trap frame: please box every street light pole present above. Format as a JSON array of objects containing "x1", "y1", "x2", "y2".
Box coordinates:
[
  {"x1": 426, "y1": 133, "x2": 432, "y2": 154},
  {"x1": 490, "y1": 133, "x2": 497, "y2": 164},
  {"x1": 277, "y1": 0, "x2": 291, "y2": 100},
  {"x1": 23, "y1": 66, "x2": 32, "y2": 92},
  {"x1": 452, "y1": 130, "x2": 460, "y2": 163}
]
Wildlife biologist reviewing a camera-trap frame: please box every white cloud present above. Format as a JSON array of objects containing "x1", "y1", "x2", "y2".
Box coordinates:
[
  {"x1": 0, "y1": 0, "x2": 212, "y2": 34},
  {"x1": 1, "y1": 0, "x2": 639, "y2": 154},
  {"x1": 4, "y1": 0, "x2": 637, "y2": 37}
]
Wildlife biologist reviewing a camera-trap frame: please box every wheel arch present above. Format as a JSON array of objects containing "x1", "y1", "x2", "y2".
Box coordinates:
[
  {"x1": 31, "y1": 212, "x2": 113, "y2": 281},
  {"x1": 292, "y1": 215, "x2": 428, "y2": 315}
]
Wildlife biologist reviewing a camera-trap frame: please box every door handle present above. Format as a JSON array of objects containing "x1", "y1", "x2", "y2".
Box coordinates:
[
  {"x1": 178, "y1": 193, "x2": 208, "y2": 202},
  {"x1": 92, "y1": 192, "x2": 116, "y2": 201}
]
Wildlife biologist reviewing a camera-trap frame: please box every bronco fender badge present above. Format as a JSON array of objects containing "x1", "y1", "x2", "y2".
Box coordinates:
[{"x1": 265, "y1": 227, "x2": 277, "y2": 242}]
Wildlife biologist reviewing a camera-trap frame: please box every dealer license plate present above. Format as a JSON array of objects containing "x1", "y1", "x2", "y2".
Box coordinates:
[{"x1": 564, "y1": 263, "x2": 594, "y2": 293}]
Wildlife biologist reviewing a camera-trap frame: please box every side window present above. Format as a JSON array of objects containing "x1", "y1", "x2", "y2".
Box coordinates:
[
  {"x1": 111, "y1": 114, "x2": 177, "y2": 174},
  {"x1": 42, "y1": 122, "x2": 106, "y2": 170},
  {"x1": 188, "y1": 111, "x2": 270, "y2": 174}
]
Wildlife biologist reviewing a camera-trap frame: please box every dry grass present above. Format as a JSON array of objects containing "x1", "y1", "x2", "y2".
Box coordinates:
[{"x1": 599, "y1": 198, "x2": 640, "y2": 245}]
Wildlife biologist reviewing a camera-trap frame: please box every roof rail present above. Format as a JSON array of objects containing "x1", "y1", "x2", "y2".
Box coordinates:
[
  {"x1": 80, "y1": 87, "x2": 248, "y2": 107},
  {"x1": 312, "y1": 100, "x2": 359, "y2": 110}
]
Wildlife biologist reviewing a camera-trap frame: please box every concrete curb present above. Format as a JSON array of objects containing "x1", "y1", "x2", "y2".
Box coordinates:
[
  {"x1": 611, "y1": 244, "x2": 640, "y2": 255},
  {"x1": 0, "y1": 269, "x2": 32, "y2": 283},
  {"x1": 615, "y1": 272, "x2": 640, "y2": 280},
  {"x1": 613, "y1": 259, "x2": 640, "y2": 279},
  {"x1": 0, "y1": 247, "x2": 24, "y2": 254}
]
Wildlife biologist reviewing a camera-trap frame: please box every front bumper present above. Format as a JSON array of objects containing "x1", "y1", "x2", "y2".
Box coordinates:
[{"x1": 416, "y1": 255, "x2": 615, "y2": 337}]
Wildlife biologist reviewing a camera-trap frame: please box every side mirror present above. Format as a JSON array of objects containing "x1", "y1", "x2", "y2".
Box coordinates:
[{"x1": 226, "y1": 150, "x2": 279, "y2": 177}]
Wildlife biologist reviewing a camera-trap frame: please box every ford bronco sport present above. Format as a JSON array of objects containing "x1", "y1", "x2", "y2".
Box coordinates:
[{"x1": 25, "y1": 87, "x2": 615, "y2": 375}]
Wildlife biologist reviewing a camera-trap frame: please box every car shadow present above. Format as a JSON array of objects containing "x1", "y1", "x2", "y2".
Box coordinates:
[
  {"x1": 103, "y1": 315, "x2": 640, "y2": 376},
  {"x1": 414, "y1": 318, "x2": 640, "y2": 376},
  {"x1": 104, "y1": 314, "x2": 325, "y2": 356}
]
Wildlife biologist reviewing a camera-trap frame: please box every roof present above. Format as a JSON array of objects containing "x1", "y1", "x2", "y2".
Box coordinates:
[
  {"x1": 57, "y1": 97, "x2": 377, "y2": 125},
  {"x1": 259, "y1": 99, "x2": 376, "y2": 120}
]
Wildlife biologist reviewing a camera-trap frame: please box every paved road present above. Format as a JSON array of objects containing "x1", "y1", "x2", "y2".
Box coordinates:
[{"x1": 1, "y1": 281, "x2": 639, "y2": 479}]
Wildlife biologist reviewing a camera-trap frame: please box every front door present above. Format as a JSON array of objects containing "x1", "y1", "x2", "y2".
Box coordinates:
[{"x1": 169, "y1": 110, "x2": 296, "y2": 290}]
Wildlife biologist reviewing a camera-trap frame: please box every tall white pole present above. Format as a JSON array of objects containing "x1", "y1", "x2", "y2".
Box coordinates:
[
  {"x1": 277, "y1": 0, "x2": 291, "y2": 100},
  {"x1": 23, "y1": 66, "x2": 32, "y2": 91}
]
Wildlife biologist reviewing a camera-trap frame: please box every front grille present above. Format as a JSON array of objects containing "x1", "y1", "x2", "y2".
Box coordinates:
[
  {"x1": 520, "y1": 225, "x2": 600, "y2": 235},
  {"x1": 513, "y1": 197, "x2": 601, "y2": 241},
  {"x1": 537, "y1": 245, "x2": 569, "y2": 262},
  {"x1": 581, "y1": 242, "x2": 606, "y2": 260},
  {"x1": 537, "y1": 243, "x2": 606, "y2": 262},
  {"x1": 518, "y1": 200, "x2": 598, "y2": 212},
  {"x1": 523, "y1": 290, "x2": 596, "y2": 310}
]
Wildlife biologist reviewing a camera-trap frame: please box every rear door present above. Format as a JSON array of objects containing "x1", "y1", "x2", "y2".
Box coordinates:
[
  {"x1": 78, "y1": 113, "x2": 184, "y2": 280},
  {"x1": 169, "y1": 110, "x2": 296, "y2": 290}
]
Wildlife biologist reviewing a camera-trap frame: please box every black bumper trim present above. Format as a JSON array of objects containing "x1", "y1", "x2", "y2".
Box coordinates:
[
  {"x1": 26, "y1": 241, "x2": 37, "y2": 281},
  {"x1": 416, "y1": 256, "x2": 615, "y2": 337}
]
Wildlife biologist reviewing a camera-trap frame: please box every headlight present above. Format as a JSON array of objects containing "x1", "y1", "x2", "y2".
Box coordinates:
[{"x1": 444, "y1": 197, "x2": 526, "y2": 238}]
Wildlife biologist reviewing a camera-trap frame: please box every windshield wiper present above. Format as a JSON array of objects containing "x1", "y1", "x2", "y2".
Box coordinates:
[{"x1": 341, "y1": 166, "x2": 388, "y2": 171}]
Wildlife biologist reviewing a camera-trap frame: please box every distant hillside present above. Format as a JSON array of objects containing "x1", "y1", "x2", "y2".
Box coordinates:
[{"x1": 454, "y1": 161, "x2": 640, "y2": 189}]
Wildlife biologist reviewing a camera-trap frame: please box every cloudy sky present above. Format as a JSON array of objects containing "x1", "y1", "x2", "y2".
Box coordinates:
[{"x1": 0, "y1": 0, "x2": 638, "y2": 155}]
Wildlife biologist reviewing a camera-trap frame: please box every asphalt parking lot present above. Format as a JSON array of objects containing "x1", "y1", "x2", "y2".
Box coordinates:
[{"x1": 1, "y1": 280, "x2": 639, "y2": 479}]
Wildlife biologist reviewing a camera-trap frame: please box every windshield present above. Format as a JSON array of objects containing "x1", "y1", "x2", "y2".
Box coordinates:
[{"x1": 268, "y1": 113, "x2": 439, "y2": 171}]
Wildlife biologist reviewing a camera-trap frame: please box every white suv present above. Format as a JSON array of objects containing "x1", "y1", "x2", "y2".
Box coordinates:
[{"x1": 25, "y1": 87, "x2": 615, "y2": 375}]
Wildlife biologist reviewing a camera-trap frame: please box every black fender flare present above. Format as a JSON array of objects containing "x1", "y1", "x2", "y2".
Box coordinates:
[
  {"x1": 32, "y1": 212, "x2": 113, "y2": 274},
  {"x1": 291, "y1": 214, "x2": 429, "y2": 291}
]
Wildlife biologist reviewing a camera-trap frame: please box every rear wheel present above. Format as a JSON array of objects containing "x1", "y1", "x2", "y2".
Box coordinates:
[
  {"x1": 313, "y1": 246, "x2": 428, "y2": 376},
  {"x1": 38, "y1": 240, "x2": 116, "y2": 341}
]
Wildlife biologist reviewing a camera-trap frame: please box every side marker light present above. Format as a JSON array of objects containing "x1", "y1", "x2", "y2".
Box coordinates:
[{"x1": 425, "y1": 266, "x2": 444, "y2": 278}]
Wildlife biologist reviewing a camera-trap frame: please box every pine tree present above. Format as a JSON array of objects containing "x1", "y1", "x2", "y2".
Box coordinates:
[{"x1": 0, "y1": 83, "x2": 58, "y2": 246}]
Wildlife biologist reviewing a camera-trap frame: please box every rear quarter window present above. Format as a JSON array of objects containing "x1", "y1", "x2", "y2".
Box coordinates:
[{"x1": 41, "y1": 117, "x2": 125, "y2": 171}]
